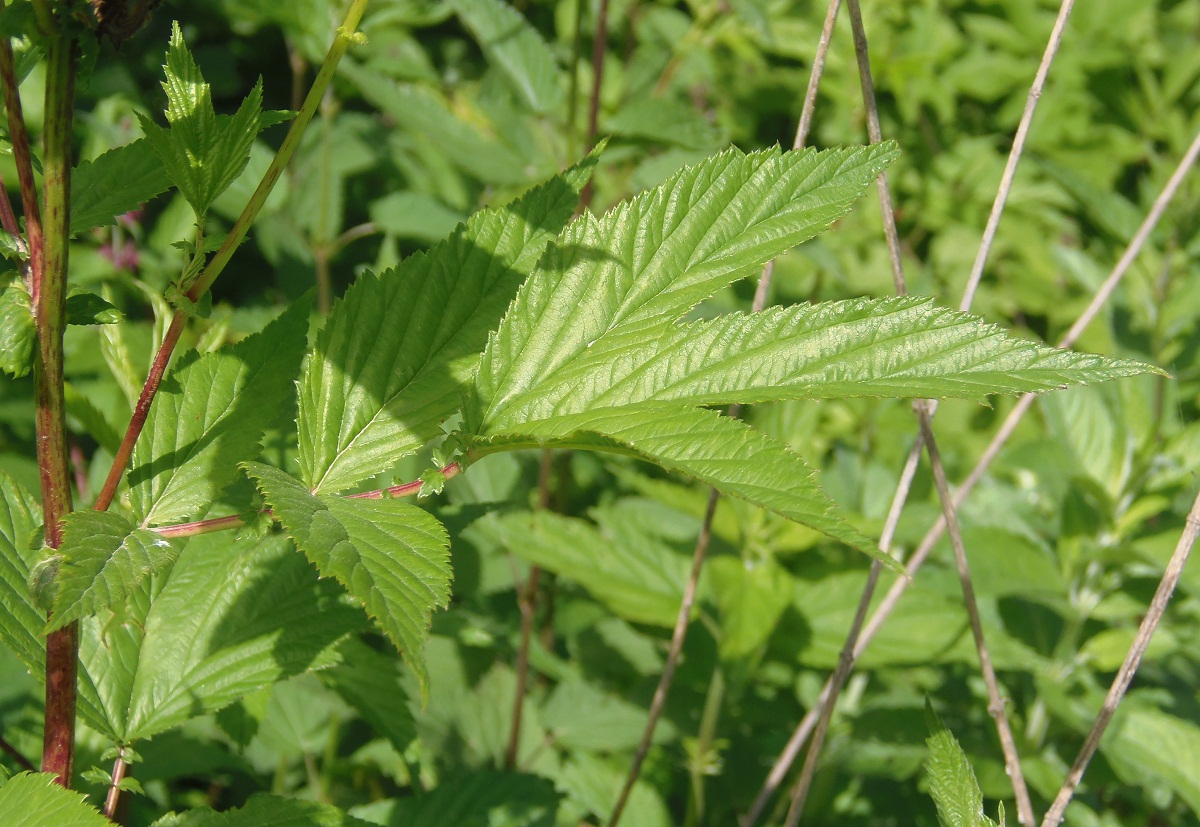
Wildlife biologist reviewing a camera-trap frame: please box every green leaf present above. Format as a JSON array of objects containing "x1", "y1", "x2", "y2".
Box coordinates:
[
  {"x1": 128, "y1": 297, "x2": 309, "y2": 526},
  {"x1": 298, "y1": 150, "x2": 598, "y2": 494},
  {"x1": 0, "y1": 472, "x2": 44, "y2": 677},
  {"x1": 369, "y1": 191, "x2": 465, "y2": 242},
  {"x1": 0, "y1": 274, "x2": 35, "y2": 378},
  {"x1": 450, "y1": 0, "x2": 564, "y2": 114},
  {"x1": 80, "y1": 533, "x2": 362, "y2": 743},
  {"x1": 64, "y1": 290, "x2": 121, "y2": 325},
  {"x1": 151, "y1": 794, "x2": 377, "y2": 827},
  {"x1": 487, "y1": 509, "x2": 689, "y2": 627},
  {"x1": 320, "y1": 637, "x2": 416, "y2": 752},
  {"x1": 709, "y1": 555, "x2": 792, "y2": 662},
  {"x1": 475, "y1": 404, "x2": 884, "y2": 563},
  {"x1": 469, "y1": 144, "x2": 899, "y2": 425},
  {"x1": 245, "y1": 463, "x2": 452, "y2": 693},
  {"x1": 925, "y1": 704, "x2": 999, "y2": 827},
  {"x1": 0, "y1": 773, "x2": 112, "y2": 827},
  {"x1": 138, "y1": 22, "x2": 264, "y2": 218},
  {"x1": 481, "y1": 297, "x2": 1155, "y2": 428},
  {"x1": 45, "y1": 511, "x2": 181, "y2": 631},
  {"x1": 69, "y1": 139, "x2": 170, "y2": 235},
  {"x1": 348, "y1": 771, "x2": 560, "y2": 827},
  {"x1": 339, "y1": 62, "x2": 539, "y2": 187}
]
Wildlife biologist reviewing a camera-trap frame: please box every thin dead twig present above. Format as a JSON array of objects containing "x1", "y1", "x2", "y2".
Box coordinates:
[
  {"x1": 1040, "y1": 489, "x2": 1200, "y2": 826},
  {"x1": 783, "y1": 0, "x2": 1044, "y2": 821},
  {"x1": 960, "y1": 0, "x2": 1076, "y2": 313}
]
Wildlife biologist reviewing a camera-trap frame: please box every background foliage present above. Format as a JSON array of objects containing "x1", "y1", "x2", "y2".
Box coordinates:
[{"x1": 1, "y1": 0, "x2": 1199, "y2": 825}]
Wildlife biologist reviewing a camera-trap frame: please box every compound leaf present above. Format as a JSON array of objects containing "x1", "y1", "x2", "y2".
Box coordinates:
[
  {"x1": 128, "y1": 297, "x2": 309, "y2": 526},
  {"x1": 46, "y1": 511, "x2": 182, "y2": 632},
  {"x1": 298, "y1": 150, "x2": 598, "y2": 495},
  {"x1": 138, "y1": 22, "x2": 264, "y2": 218},
  {"x1": 245, "y1": 463, "x2": 451, "y2": 692},
  {"x1": 0, "y1": 773, "x2": 111, "y2": 827}
]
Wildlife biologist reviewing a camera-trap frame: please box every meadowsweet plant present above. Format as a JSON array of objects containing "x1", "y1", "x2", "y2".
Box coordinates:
[{"x1": 0, "y1": 1, "x2": 1178, "y2": 825}]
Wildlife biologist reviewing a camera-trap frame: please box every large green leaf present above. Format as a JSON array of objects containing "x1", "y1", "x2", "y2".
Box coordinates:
[
  {"x1": 69, "y1": 139, "x2": 171, "y2": 235},
  {"x1": 340, "y1": 62, "x2": 540, "y2": 187},
  {"x1": 464, "y1": 145, "x2": 1155, "y2": 560},
  {"x1": 480, "y1": 297, "x2": 1153, "y2": 428},
  {"x1": 0, "y1": 773, "x2": 112, "y2": 827},
  {"x1": 297, "y1": 152, "x2": 597, "y2": 494},
  {"x1": 0, "y1": 472, "x2": 44, "y2": 676},
  {"x1": 469, "y1": 144, "x2": 900, "y2": 423},
  {"x1": 45, "y1": 511, "x2": 182, "y2": 631},
  {"x1": 128, "y1": 297, "x2": 309, "y2": 526},
  {"x1": 245, "y1": 463, "x2": 451, "y2": 691},
  {"x1": 450, "y1": 0, "x2": 564, "y2": 114},
  {"x1": 78, "y1": 533, "x2": 361, "y2": 743}
]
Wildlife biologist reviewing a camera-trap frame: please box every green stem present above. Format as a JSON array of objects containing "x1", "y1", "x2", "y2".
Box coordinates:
[
  {"x1": 686, "y1": 666, "x2": 725, "y2": 827},
  {"x1": 35, "y1": 29, "x2": 79, "y2": 788},
  {"x1": 93, "y1": 0, "x2": 370, "y2": 512}
]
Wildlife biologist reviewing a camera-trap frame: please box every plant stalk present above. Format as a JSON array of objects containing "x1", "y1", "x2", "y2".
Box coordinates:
[
  {"x1": 34, "y1": 28, "x2": 80, "y2": 787},
  {"x1": 94, "y1": 0, "x2": 371, "y2": 512}
]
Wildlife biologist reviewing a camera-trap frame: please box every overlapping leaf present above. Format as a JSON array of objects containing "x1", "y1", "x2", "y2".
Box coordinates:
[
  {"x1": 451, "y1": 0, "x2": 564, "y2": 114},
  {"x1": 69, "y1": 139, "x2": 170, "y2": 235},
  {"x1": 469, "y1": 144, "x2": 901, "y2": 421},
  {"x1": 45, "y1": 512, "x2": 182, "y2": 632},
  {"x1": 465, "y1": 145, "x2": 1155, "y2": 557},
  {"x1": 138, "y1": 22, "x2": 264, "y2": 218},
  {"x1": 246, "y1": 463, "x2": 451, "y2": 691},
  {"x1": 79, "y1": 533, "x2": 361, "y2": 743},
  {"x1": 129, "y1": 297, "x2": 309, "y2": 526},
  {"x1": 482, "y1": 297, "x2": 1154, "y2": 428},
  {"x1": 297, "y1": 151, "x2": 597, "y2": 494}
]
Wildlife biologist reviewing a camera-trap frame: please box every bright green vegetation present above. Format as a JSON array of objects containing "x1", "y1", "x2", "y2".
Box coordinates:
[{"x1": 0, "y1": 2, "x2": 1197, "y2": 826}]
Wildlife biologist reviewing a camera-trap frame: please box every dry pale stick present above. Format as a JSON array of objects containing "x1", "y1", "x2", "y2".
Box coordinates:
[
  {"x1": 960, "y1": 0, "x2": 1076, "y2": 312},
  {"x1": 783, "y1": 0, "x2": 1038, "y2": 822},
  {"x1": 1040, "y1": 488, "x2": 1200, "y2": 826},
  {"x1": 787, "y1": 121, "x2": 1200, "y2": 820},
  {"x1": 750, "y1": 1, "x2": 1081, "y2": 821},
  {"x1": 610, "y1": 4, "x2": 845, "y2": 823}
]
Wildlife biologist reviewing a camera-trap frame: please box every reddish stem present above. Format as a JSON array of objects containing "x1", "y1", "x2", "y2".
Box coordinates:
[
  {"x1": 0, "y1": 39, "x2": 42, "y2": 289},
  {"x1": 94, "y1": 313, "x2": 187, "y2": 512}
]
